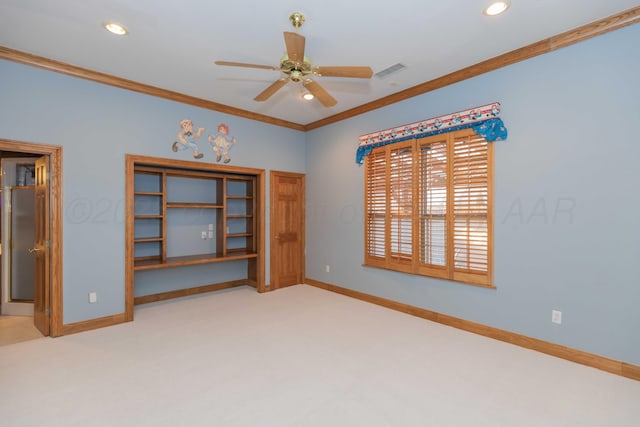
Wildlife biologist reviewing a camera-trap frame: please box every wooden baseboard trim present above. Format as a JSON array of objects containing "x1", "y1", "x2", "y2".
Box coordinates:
[
  {"x1": 304, "y1": 278, "x2": 639, "y2": 381},
  {"x1": 134, "y1": 280, "x2": 248, "y2": 305},
  {"x1": 62, "y1": 313, "x2": 127, "y2": 336}
]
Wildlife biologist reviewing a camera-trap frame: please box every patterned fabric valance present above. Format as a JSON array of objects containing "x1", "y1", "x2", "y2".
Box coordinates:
[{"x1": 356, "y1": 102, "x2": 508, "y2": 164}]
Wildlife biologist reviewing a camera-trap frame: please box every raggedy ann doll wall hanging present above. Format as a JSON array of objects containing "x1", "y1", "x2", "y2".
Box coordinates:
[
  {"x1": 208, "y1": 123, "x2": 236, "y2": 163},
  {"x1": 172, "y1": 120, "x2": 237, "y2": 162}
]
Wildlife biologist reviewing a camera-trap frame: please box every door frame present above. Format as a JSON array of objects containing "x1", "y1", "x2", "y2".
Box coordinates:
[
  {"x1": 0, "y1": 139, "x2": 63, "y2": 336},
  {"x1": 269, "y1": 170, "x2": 305, "y2": 290}
]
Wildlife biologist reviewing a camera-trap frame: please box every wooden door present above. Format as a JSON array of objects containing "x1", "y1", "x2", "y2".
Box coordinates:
[
  {"x1": 33, "y1": 156, "x2": 50, "y2": 335},
  {"x1": 270, "y1": 171, "x2": 305, "y2": 289}
]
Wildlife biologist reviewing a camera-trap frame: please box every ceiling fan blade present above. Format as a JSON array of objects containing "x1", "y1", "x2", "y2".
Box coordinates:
[
  {"x1": 314, "y1": 66, "x2": 374, "y2": 78},
  {"x1": 254, "y1": 78, "x2": 289, "y2": 102},
  {"x1": 284, "y1": 32, "x2": 305, "y2": 62},
  {"x1": 215, "y1": 61, "x2": 278, "y2": 71},
  {"x1": 303, "y1": 79, "x2": 337, "y2": 107}
]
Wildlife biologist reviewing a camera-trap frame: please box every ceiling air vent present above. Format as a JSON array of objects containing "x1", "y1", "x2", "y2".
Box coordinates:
[{"x1": 375, "y1": 63, "x2": 407, "y2": 79}]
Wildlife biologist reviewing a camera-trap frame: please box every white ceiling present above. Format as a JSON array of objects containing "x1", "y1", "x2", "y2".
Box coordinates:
[{"x1": 1, "y1": 0, "x2": 637, "y2": 126}]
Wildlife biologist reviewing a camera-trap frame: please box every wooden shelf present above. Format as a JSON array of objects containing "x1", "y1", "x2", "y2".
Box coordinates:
[
  {"x1": 134, "y1": 237, "x2": 163, "y2": 243},
  {"x1": 134, "y1": 251, "x2": 258, "y2": 271},
  {"x1": 135, "y1": 215, "x2": 163, "y2": 219},
  {"x1": 226, "y1": 248, "x2": 253, "y2": 254},
  {"x1": 166, "y1": 202, "x2": 223, "y2": 209},
  {"x1": 227, "y1": 233, "x2": 253, "y2": 238},
  {"x1": 226, "y1": 195, "x2": 252, "y2": 199},
  {"x1": 227, "y1": 214, "x2": 253, "y2": 219},
  {"x1": 135, "y1": 191, "x2": 163, "y2": 196}
]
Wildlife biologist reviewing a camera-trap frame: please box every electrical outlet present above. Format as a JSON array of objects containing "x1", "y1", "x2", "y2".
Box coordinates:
[
  {"x1": 89, "y1": 292, "x2": 97, "y2": 304},
  {"x1": 201, "y1": 231, "x2": 207, "y2": 239},
  {"x1": 325, "y1": 265, "x2": 331, "y2": 273},
  {"x1": 551, "y1": 310, "x2": 562, "y2": 324}
]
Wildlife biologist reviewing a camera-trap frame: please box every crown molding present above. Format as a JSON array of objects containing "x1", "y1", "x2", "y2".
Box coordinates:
[
  {"x1": 0, "y1": 46, "x2": 304, "y2": 131},
  {"x1": 1, "y1": 6, "x2": 637, "y2": 132},
  {"x1": 303, "y1": 6, "x2": 640, "y2": 130}
]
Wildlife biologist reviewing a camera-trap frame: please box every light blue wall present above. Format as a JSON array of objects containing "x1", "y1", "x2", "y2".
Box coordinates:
[
  {"x1": 305, "y1": 24, "x2": 640, "y2": 365},
  {"x1": 1, "y1": 24, "x2": 638, "y2": 365},
  {"x1": 0, "y1": 60, "x2": 306, "y2": 323}
]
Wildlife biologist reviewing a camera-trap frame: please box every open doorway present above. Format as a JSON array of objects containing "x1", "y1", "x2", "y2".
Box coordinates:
[{"x1": 0, "y1": 139, "x2": 63, "y2": 342}]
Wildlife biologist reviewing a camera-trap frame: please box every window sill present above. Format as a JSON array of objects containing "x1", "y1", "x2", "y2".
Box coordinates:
[{"x1": 362, "y1": 262, "x2": 495, "y2": 289}]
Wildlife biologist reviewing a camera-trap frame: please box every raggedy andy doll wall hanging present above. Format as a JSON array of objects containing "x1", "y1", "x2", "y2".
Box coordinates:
[
  {"x1": 172, "y1": 120, "x2": 237, "y2": 162},
  {"x1": 172, "y1": 119, "x2": 205, "y2": 159}
]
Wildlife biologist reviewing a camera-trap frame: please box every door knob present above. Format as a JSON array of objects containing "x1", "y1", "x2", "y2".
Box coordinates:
[{"x1": 28, "y1": 247, "x2": 43, "y2": 254}]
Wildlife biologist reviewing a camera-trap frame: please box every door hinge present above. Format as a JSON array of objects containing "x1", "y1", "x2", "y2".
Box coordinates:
[
  {"x1": 46, "y1": 172, "x2": 51, "y2": 180},
  {"x1": 45, "y1": 308, "x2": 51, "y2": 316},
  {"x1": 45, "y1": 240, "x2": 50, "y2": 248}
]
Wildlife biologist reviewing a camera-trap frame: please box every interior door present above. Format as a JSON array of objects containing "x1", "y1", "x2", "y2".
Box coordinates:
[
  {"x1": 11, "y1": 186, "x2": 36, "y2": 301},
  {"x1": 33, "y1": 156, "x2": 50, "y2": 336},
  {"x1": 270, "y1": 171, "x2": 305, "y2": 289}
]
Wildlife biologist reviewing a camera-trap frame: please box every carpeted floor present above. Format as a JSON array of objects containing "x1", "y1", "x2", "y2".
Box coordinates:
[{"x1": 0, "y1": 285, "x2": 638, "y2": 426}]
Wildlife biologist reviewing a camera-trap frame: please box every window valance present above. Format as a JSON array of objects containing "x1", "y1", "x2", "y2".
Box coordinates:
[{"x1": 356, "y1": 102, "x2": 508, "y2": 164}]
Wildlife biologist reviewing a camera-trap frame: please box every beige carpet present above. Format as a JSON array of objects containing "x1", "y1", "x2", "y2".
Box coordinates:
[
  {"x1": 0, "y1": 285, "x2": 638, "y2": 426},
  {"x1": 0, "y1": 315, "x2": 44, "y2": 346}
]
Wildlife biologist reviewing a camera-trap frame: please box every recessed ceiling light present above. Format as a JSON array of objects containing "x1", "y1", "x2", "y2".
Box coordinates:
[
  {"x1": 104, "y1": 22, "x2": 128, "y2": 36},
  {"x1": 302, "y1": 93, "x2": 314, "y2": 101},
  {"x1": 483, "y1": 1, "x2": 510, "y2": 16}
]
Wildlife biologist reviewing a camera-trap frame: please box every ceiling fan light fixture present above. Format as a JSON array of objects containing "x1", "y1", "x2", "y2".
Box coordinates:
[
  {"x1": 104, "y1": 22, "x2": 128, "y2": 35},
  {"x1": 483, "y1": 1, "x2": 510, "y2": 16},
  {"x1": 302, "y1": 92, "x2": 315, "y2": 101},
  {"x1": 290, "y1": 70, "x2": 303, "y2": 82}
]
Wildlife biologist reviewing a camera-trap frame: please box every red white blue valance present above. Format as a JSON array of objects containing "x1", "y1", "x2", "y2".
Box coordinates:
[{"x1": 356, "y1": 102, "x2": 508, "y2": 164}]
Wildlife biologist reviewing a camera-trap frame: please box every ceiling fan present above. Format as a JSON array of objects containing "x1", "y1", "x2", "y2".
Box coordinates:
[{"x1": 214, "y1": 12, "x2": 374, "y2": 107}]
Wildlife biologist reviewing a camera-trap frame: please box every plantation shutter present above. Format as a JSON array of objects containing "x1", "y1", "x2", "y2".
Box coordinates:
[
  {"x1": 417, "y1": 136, "x2": 449, "y2": 279},
  {"x1": 363, "y1": 128, "x2": 493, "y2": 287},
  {"x1": 388, "y1": 142, "x2": 414, "y2": 270},
  {"x1": 452, "y1": 130, "x2": 493, "y2": 285},
  {"x1": 365, "y1": 148, "x2": 387, "y2": 264}
]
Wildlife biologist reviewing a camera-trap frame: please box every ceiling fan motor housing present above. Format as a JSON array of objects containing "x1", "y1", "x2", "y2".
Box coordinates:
[{"x1": 280, "y1": 55, "x2": 313, "y2": 81}]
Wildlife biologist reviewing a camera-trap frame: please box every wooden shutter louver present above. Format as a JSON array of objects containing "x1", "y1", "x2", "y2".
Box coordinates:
[{"x1": 452, "y1": 132, "x2": 493, "y2": 285}]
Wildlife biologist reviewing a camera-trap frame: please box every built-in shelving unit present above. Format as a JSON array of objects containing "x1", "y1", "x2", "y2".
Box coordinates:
[{"x1": 125, "y1": 155, "x2": 264, "y2": 320}]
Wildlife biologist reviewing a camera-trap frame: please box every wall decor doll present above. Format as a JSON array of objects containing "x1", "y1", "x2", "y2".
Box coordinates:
[
  {"x1": 208, "y1": 123, "x2": 236, "y2": 163},
  {"x1": 172, "y1": 119, "x2": 204, "y2": 159}
]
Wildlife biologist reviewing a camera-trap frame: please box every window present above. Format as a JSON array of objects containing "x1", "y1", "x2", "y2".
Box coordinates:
[{"x1": 364, "y1": 129, "x2": 493, "y2": 287}]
